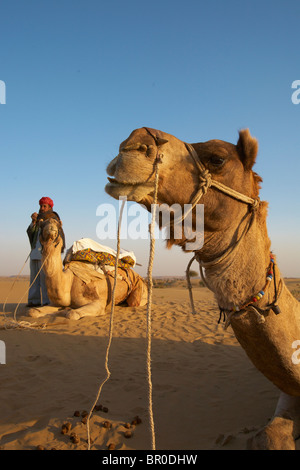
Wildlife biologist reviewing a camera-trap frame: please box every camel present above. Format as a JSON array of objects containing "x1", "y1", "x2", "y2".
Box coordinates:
[
  {"x1": 105, "y1": 126, "x2": 300, "y2": 450},
  {"x1": 33, "y1": 218, "x2": 147, "y2": 320}
]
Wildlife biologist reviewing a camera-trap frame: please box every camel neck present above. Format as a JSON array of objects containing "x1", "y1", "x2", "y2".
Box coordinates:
[
  {"x1": 41, "y1": 240, "x2": 73, "y2": 307},
  {"x1": 42, "y1": 241, "x2": 63, "y2": 279},
  {"x1": 197, "y1": 206, "x2": 271, "y2": 310}
]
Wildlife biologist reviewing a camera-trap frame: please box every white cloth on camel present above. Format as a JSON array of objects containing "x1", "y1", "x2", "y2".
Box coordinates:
[{"x1": 71, "y1": 238, "x2": 136, "y2": 267}]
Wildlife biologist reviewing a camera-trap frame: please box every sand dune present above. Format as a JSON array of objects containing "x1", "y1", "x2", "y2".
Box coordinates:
[{"x1": 0, "y1": 277, "x2": 298, "y2": 450}]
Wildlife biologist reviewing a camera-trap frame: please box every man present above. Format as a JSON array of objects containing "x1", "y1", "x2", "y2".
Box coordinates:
[{"x1": 26, "y1": 197, "x2": 62, "y2": 307}]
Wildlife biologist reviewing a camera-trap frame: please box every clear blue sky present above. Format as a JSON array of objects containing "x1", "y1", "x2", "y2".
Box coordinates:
[{"x1": 0, "y1": 0, "x2": 300, "y2": 277}]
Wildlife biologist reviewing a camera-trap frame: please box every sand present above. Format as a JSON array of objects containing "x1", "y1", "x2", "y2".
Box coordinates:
[{"x1": 0, "y1": 276, "x2": 299, "y2": 451}]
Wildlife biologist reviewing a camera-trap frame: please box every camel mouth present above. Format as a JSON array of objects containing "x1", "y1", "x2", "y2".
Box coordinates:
[
  {"x1": 41, "y1": 225, "x2": 59, "y2": 242},
  {"x1": 106, "y1": 176, "x2": 148, "y2": 186},
  {"x1": 105, "y1": 177, "x2": 155, "y2": 202},
  {"x1": 44, "y1": 230, "x2": 59, "y2": 241},
  {"x1": 106, "y1": 177, "x2": 133, "y2": 187}
]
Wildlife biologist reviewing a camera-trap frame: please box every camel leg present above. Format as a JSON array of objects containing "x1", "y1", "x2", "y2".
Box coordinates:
[
  {"x1": 27, "y1": 305, "x2": 61, "y2": 318},
  {"x1": 64, "y1": 299, "x2": 107, "y2": 321},
  {"x1": 248, "y1": 392, "x2": 300, "y2": 450}
]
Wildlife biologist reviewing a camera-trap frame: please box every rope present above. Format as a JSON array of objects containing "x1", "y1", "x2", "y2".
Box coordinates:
[
  {"x1": 185, "y1": 255, "x2": 197, "y2": 315},
  {"x1": 3, "y1": 222, "x2": 62, "y2": 325},
  {"x1": 183, "y1": 144, "x2": 259, "y2": 316},
  {"x1": 1, "y1": 320, "x2": 47, "y2": 330},
  {"x1": 0, "y1": 247, "x2": 53, "y2": 330},
  {"x1": 199, "y1": 211, "x2": 256, "y2": 270},
  {"x1": 186, "y1": 213, "x2": 256, "y2": 317},
  {"x1": 186, "y1": 254, "x2": 215, "y2": 315},
  {"x1": 86, "y1": 199, "x2": 126, "y2": 451},
  {"x1": 146, "y1": 156, "x2": 161, "y2": 451},
  {"x1": 86, "y1": 151, "x2": 161, "y2": 450},
  {"x1": 1, "y1": 243, "x2": 56, "y2": 330},
  {"x1": 12, "y1": 251, "x2": 52, "y2": 324},
  {"x1": 135, "y1": 126, "x2": 160, "y2": 449},
  {"x1": 161, "y1": 144, "x2": 259, "y2": 230},
  {"x1": 185, "y1": 143, "x2": 259, "y2": 209},
  {"x1": 2, "y1": 251, "x2": 31, "y2": 314}
]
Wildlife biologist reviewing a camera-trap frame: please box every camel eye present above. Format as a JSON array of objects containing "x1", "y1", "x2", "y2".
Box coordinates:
[{"x1": 209, "y1": 156, "x2": 225, "y2": 167}]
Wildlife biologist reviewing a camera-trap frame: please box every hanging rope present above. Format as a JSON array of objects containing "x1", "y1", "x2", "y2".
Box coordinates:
[
  {"x1": 2, "y1": 251, "x2": 31, "y2": 314},
  {"x1": 145, "y1": 154, "x2": 162, "y2": 451},
  {"x1": 12, "y1": 251, "x2": 52, "y2": 323},
  {"x1": 1, "y1": 246, "x2": 53, "y2": 330},
  {"x1": 86, "y1": 199, "x2": 126, "y2": 451},
  {"x1": 185, "y1": 255, "x2": 197, "y2": 315},
  {"x1": 86, "y1": 161, "x2": 161, "y2": 451},
  {"x1": 1, "y1": 239, "x2": 58, "y2": 331}
]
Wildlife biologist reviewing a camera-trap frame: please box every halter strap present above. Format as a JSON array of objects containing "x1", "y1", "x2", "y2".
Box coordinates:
[
  {"x1": 185, "y1": 143, "x2": 259, "y2": 209},
  {"x1": 164, "y1": 143, "x2": 260, "y2": 227},
  {"x1": 142, "y1": 131, "x2": 259, "y2": 208},
  {"x1": 183, "y1": 142, "x2": 260, "y2": 273}
]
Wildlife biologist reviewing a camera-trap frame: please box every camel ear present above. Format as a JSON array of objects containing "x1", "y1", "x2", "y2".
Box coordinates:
[{"x1": 236, "y1": 129, "x2": 258, "y2": 170}]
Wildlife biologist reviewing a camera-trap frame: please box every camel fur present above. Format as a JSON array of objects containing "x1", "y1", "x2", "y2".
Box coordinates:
[
  {"x1": 33, "y1": 218, "x2": 147, "y2": 321},
  {"x1": 105, "y1": 126, "x2": 300, "y2": 450}
]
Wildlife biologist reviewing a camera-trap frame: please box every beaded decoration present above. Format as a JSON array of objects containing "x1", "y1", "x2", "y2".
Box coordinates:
[{"x1": 231, "y1": 253, "x2": 276, "y2": 313}]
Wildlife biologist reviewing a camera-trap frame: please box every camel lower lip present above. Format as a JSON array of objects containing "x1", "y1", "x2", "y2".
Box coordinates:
[
  {"x1": 106, "y1": 178, "x2": 155, "y2": 188},
  {"x1": 107, "y1": 177, "x2": 143, "y2": 186},
  {"x1": 105, "y1": 180, "x2": 155, "y2": 201},
  {"x1": 105, "y1": 182, "x2": 137, "y2": 197},
  {"x1": 106, "y1": 180, "x2": 131, "y2": 187},
  {"x1": 105, "y1": 182, "x2": 135, "y2": 192}
]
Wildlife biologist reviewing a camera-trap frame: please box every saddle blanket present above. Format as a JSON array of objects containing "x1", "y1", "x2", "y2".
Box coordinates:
[
  {"x1": 69, "y1": 238, "x2": 136, "y2": 268},
  {"x1": 66, "y1": 261, "x2": 123, "y2": 284}
]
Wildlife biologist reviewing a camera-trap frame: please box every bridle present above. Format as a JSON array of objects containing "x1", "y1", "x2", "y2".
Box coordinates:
[
  {"x1": 144, "y1": 127, "x2": 259, "y2": 213},
  {"x1": 143, "y1": 128, "x2": 260, "y2": 263},
  {"x1": 182, "y1": 141, "x2": 282, "y2": 323},
  {"x1": 143, "y1": 128, "x2": 281, "y2": 324},
  {"x1": 184, "y1": 142, "x2": 260, "y2": 211}
]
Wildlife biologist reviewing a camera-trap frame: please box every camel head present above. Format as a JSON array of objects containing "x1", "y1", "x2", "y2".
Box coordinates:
[
  {"x1": 39, "y1": 218, "x2": 65, "y2": 253},
  {"x1": 105, "y1": 127, "x2": 263, "y2": 250},
  {"x1": 106, "y1": 127, "x2": 194, "y2": 208}
]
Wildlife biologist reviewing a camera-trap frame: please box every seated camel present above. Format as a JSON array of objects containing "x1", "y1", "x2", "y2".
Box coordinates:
[{"x1": 32, "y1": 218, "x2": 147, "y2": 320}]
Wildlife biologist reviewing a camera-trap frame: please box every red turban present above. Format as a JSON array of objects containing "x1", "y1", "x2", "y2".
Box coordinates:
[{"x1": 39, "y1": 197, "x2": 54, "y2": 208}]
